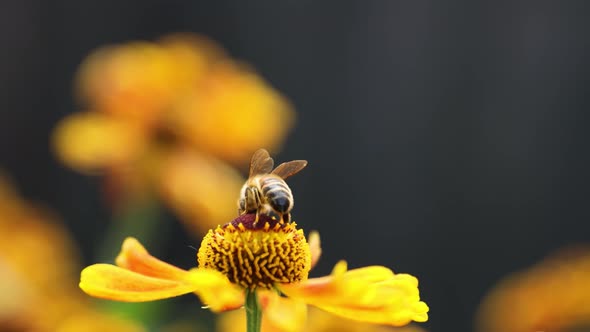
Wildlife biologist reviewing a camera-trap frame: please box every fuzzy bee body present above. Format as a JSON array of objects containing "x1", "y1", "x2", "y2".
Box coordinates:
[
  {"x1": 239, "y1": 174, "x2": 293, "y2": 215},
  {"x1": 261, "y1": 175, "x2": 293, "y2": 213},
  {"x1": 238, "y1": 149, "x2": 307, "y2": 223}
]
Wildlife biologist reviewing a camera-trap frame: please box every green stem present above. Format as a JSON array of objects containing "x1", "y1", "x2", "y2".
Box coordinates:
[
  {"x1": 245, "y1": 289, "x2": 262, "y2": 332},
  {"x1": 96, "y1": 196, "x2": 169, "y2": 329},
  {"x1": 97, "y1": 196, "x2": 164, "y2": 262}
]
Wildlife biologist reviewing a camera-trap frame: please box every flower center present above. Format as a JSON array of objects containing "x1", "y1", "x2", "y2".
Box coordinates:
[{"x1": 197, "y1": 214, "x2": 311, "y2": 289}]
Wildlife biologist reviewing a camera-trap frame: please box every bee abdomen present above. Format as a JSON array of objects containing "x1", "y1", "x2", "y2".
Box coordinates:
[{"x1": 261, "y1": 177, "x2": 293, "y2": 213}]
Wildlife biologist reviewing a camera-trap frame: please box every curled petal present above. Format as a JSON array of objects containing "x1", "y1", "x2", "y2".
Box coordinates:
[
  {"x1": 279, "y1": 261, "x2": 429, "y2": 326},
  {"x1": 82, "y1": 238, "x2": 244, "y2": 311},
  {"x1": 115, "y1": 237, "x2": 191, "y2": 281},
  {"x1": 79, "y1": 264, "x2": 198, "y2": 302},
  {"x1": 308, "y1": 231, "x2": 322, "y2": 270}
]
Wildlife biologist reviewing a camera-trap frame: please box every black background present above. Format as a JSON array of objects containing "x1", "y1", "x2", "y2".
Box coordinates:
[{"x1": 2, "y1": 1, "x2": 590, "y2": 331}]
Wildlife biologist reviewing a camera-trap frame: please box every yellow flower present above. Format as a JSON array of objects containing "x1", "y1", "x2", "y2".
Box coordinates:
[
  {"x1": 158, "y1": 33, "x2": 227, "y2": 91},
  {"x1": 75, "y1": 37, "x2": 218, "y2": 124},
  {"x1": 54, "y1": 33, "x2": 294, "y2": 173},
  {"x1": 53, "y1": 34, "x2": 224, "y2": 174},
  {"x1": 476, "y1": 247, "x2": 590, "y2": 332},
  {"x1": 52, "y1": 34, "x2": 295, "y2": 234},
  {"x1": 79, "y1": 214, "x2": 429, "y2": 330},
  {"x1": 158, "y1": 149, "x2": 245, "y2": 234},
  {"x1": 168, "y1": 60, "x2": 295, "y2": 163},
  {"x1": 52, "y1": 111, "x2": 146, "y2": 173},
  {"x1": 0, "y1": 174, "x2": 145, "y2": 331}
]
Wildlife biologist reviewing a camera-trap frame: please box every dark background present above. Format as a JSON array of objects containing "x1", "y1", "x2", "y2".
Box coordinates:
[{"x1": 2, "y1": 1, "x2": 590, "y2": 331}]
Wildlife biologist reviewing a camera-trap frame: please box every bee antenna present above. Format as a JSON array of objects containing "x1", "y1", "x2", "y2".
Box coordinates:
[{"x1": 188, "y1": 245, "x2": 198, "y2": 251}]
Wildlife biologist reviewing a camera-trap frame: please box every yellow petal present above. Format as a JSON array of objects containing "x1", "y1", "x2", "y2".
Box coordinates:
[
  {"x1": 79, "y1": 264, "x2": 198, "y2": 302},
  {"x1": 279, "y1": 261, "x2": 429, "y2": 326},
  {"x1": 259, "y1": 291, "x2": 307, "y2": 332},
  {"x1": 169, "y1": 61, "x2": 295, "y2": 163},
  {"x1": 76, "y1": 42, "x2": 178, "y2": 122},
  {"x1": 81, "y1": 237, "x2": 245, "y2": 311},
  {"x1": 216, "y1": 292, "x2": 306, "y2": 332},
  {"x1": 216, "y1": 310, "x2": 247, "y2": 332},
  {"x1": 185, "y1": 268, "x2": 244, "y2": 312},
  {"x1": 304, "y1": 306, "x2": 429, "y2": 332},
  {"x1": 159, "y1": 33, "x2": 226, "y2": 91},
  {"x1": 52, "y1": 112, "x2": 145, "y2": 173},
  {"x1": 476, "y1": 247, "x2": 590, "y2": 332},
  {"x1": 308, "y1": 231, "x2": 322, "y2": 270},
  {"x1": 158, "y1": 150, "x2": 245, "y2": 235},
  {"x1": 115, "y1": 237, "x2": 192, "y2": 281}
]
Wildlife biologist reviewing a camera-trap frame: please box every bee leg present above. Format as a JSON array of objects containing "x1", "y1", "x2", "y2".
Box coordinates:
[
  {"x1": 254, "y1": 211, "x2": 260, "y2": 224},
  {"x1": 282, "y1": 213, "x2": 291, "y2": 223}
]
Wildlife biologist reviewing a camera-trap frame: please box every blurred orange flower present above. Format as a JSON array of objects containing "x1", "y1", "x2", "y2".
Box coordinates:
[
  {"x1": 75, "y1": 34, "x2": 223, "y2": 125},
  {"x1": 51, "y1": 33, "x2": 295, "y2": 235},
  {"x1": 0, "y1": 175, "x2": 145, "y2": 331},
  {"x1": 79, "y1": 214, "x2": 429, "y2": 331},
  {"x1": 52, "y1": 111, "x2": 146, "y2": 174},
  {"x1": 476, "y1": 247, "x2": 590, "y2": 332},
  {"x1": 158, "y1": 149, "x2": 245, "y2": 234},
  {"x1": 169, "y1": 60, "x2": 295, "y2": 163}
]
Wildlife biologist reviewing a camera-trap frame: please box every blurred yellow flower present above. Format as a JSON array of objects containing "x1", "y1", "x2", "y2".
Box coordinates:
[
  {"x1": 79, "y1": 214, "x2": 429, "y2": 331},
  {"x1": 55, "y1": 311, "x2": 146, "y2": 332},
  {"x1": 52, "y1": 111, "x2": 146, "y2": 173},
  {"x1": 0, "y1": 183, "x2": 79, "y2": 290},
  {"x1": 54, "y1": 33, "x2": 294, "y2": 171},
  {"x1": 52, "y1": 33, "x2": 295, "y2": 235},
  {"x1": 0, "y1": 175, "x2": 145, "y2": 331},
  {"x1": 53, "y1": 34, "x2": 226, "y2": 174},
  {"x1": 76, "y1": 40, "x2": 200, "y2": 124},
  {"x1": 158, "y1": 33, "x2": 226, "y2": 93},
  {"x1": 476, "y1": 247, "x2": 590, "y2": 332},
  {"x1": 158, "y1": 149, "x2": 245, "y2": 234},
  {"x1": 169, "y1": 60, "x2": 295, "y2": 163}
]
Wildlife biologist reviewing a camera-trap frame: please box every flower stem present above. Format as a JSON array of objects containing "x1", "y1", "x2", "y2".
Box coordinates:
[
  {"x1": 245, "y1": 289, "x2": 262, "y2": 332},
  {"x1": 97, "y1": 197, "x2": 164, "y2": 261}
]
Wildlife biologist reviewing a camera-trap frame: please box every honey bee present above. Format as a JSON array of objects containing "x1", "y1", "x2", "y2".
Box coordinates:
[{"x1": 238, "y1": 148, "x2": 307, "y2": 223}]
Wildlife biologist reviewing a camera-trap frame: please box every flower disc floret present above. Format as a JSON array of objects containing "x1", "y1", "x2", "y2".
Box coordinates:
[{"x1": 197, "y1": 214, "x2": 311, "y2": 289}]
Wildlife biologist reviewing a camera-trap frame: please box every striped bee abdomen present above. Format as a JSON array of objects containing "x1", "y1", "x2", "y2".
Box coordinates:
[{"x1": 260, "y1": 176, "x2": 293, "y2": 213}]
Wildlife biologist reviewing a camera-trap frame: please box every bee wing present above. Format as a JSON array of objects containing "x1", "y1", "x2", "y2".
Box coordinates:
[
  {"x1": 249, "y1": 148, "x2": 274, "y2": 177},
  {"x1": 271, "y1": 160, "x2": 308, "y2": 179}
]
